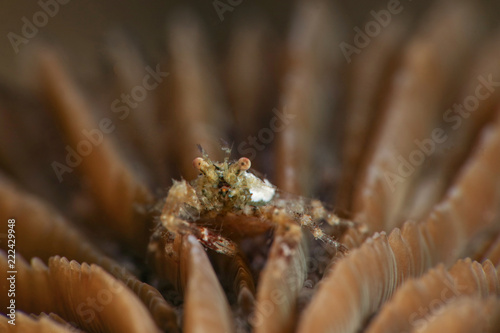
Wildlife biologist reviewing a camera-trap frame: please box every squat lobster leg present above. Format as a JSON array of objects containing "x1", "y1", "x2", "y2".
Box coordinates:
[
  {"x1": 166, "y1": 216, "x2": 239, "y2": 256},
  {"x1": 160, "y1": 181, "x2": 239, "y2": 256},
  {"x1": 299, "y1": 214, "x2": 349, "y2": 255}
]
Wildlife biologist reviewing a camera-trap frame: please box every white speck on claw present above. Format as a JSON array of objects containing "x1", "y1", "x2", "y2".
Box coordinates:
[{"x1": 244, "y1": 173, "x2": 276, "y2": 203}]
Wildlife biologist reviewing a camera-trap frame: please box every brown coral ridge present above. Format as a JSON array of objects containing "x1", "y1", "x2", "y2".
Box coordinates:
[
  {"x1": 0, "y1": 173, "x2": 178, "y2": 332},
  {"x1": 351, "y1": 0, "x2": 485, "y2": 233},
  {"x1": 297, "y1": 107, "x2": 500, "y2": 332},
  {"x1": 38, "y1": 48, "x2": 155, "y2": 252},
  {"x1": 366, "y1": 259, "x2": 500, "y2": 333},
  {"x1": 0, "y1": 253, "x2": 161, "y2": 333},
  {"x1": 0, "y1": 312, "x2": 84, "y2": 333},
  {"x1": 408, "y1": 296, "x2": 500, "y2": 333}
]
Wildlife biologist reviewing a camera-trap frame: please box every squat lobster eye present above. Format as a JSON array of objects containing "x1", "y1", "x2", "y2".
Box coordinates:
[
  {"x1": 237, "y1": 157, "x2": 251, "y2": 171},
  {"x1": 193, "y1": 157, "x2": 208, "y2": 171}
]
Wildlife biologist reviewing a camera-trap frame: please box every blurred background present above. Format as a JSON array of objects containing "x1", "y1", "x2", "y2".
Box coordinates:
[
  {"x1": 0, "y1": 0, "x2": 442, "y2": 89},
  {"x1": 1, "y1": 0, "x2": 500, "y2": 217}
]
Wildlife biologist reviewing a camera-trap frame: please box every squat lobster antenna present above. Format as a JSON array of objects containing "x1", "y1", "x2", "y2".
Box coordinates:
[
  {"x1": 219, "y1": 138, "x2": 233, "y2": 162},
  {"x1": 196, "y1": 144, "x2": 209, "y2": 159}
]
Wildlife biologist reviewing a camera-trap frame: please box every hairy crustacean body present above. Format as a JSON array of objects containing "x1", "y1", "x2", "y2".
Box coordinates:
[
  {"x1": 190, "y1": 147, "x2": 275, "y2": 212},
  {"x1": 153, "y1": 147, "x2": 358, "y2": 257}
]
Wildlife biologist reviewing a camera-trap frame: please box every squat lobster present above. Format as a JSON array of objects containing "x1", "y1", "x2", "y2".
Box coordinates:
[{"x1": 155, "y1": 146, "x2": 355, "y2": 257}]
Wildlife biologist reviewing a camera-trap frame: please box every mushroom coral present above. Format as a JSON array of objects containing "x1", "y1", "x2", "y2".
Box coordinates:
[{"x1": 1, "y1": 0, "x2": 500, "y2": 332}]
